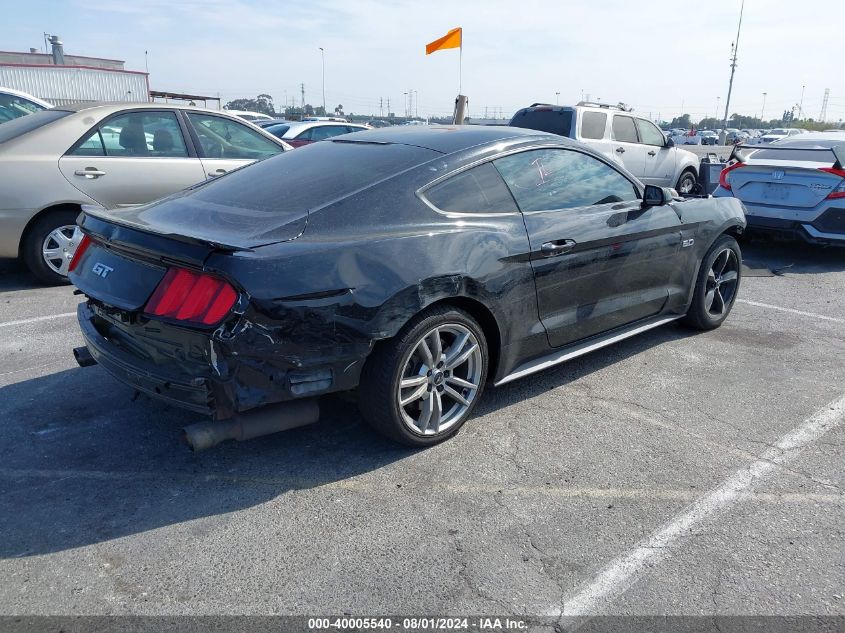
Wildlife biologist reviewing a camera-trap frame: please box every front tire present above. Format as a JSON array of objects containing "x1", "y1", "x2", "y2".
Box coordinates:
[
  {"x1": 22, "y1": 209, "x2": 83, "y2": 285},
  {"x1": 359, "y1": 305, "x2": 488, "y2": 446},
  {"x1": 683, "y1": 235, "x2": 742, "y2": 330}
]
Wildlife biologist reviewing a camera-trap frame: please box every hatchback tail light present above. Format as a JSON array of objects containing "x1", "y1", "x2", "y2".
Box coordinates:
[
  {"x1": 719, "y1": 162, "x2": 746, "y2": 191},
  {"x1": 819, "y1": 167, "x2": 845, "y2": 199},
  {"x1": 144, "y1": 267, "x2": 238, "y2": 326},
  {"x1": 68, "y1": 234, "x2": 93, "y2": 273}
]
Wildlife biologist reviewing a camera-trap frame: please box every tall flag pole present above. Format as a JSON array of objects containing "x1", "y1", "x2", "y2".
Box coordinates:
[{"x1": 425, "y1": 27, "x2": 463, "y2": 93}]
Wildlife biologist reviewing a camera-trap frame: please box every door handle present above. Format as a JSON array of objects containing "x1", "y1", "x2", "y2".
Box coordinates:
[
  {"x1": 615, "y1": 147, "x2": 625, "y2": 154},
  {"x1": 74, "y1": 168, "x2": 106, "y2": 179},
  {"x1": 208, "y1": 169, "x2": 227, "y2": 177},
  {"x1": 540, "y1": 240, "x2": 576, "y2": 257},
  {"x1": 648, "y1": 150, "x2": 657, "y2": 156}
]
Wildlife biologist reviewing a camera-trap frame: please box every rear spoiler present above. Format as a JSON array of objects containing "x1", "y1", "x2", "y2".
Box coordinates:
[{"x1": 731, "y1": 144, "x2": 845, "y2": 169}]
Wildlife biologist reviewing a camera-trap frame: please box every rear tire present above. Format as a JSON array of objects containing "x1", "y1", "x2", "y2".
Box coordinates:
[
  {"x1": 675, "y1": 169, "x2": 697, "y2": 195},
  {"x1": 358, "y1": 305, "x2": 488, "y2": 447},
  {"x1": 683, "y1": 235, "x2": 742, "y2": 330},
  {"x1": 22, "y1": 209, "x2": 82, "y2": 285}
]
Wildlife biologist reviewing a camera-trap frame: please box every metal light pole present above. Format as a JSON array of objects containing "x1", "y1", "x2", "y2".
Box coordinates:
[
  {"x1": 798, "y1": 84, "x2": 805, "y2": 120},
  {"x1": 403, "y1": 92, "x2": 408, "y2": 118},
  {"x1": 716, "y1": 96, "x2": 720, "y2": 121},
  {"x1": 555, "y1": 91, "x2": 560, "y2": 105},
  {"x1": 760, "y1": 92, "x2": 767, "y2": 122},
  {"x1": 722, "y1": 0, "x2": 745, "y2": 129},
  {"x1": 319, "y1": 47, "x2": 326, "y2": 114}
]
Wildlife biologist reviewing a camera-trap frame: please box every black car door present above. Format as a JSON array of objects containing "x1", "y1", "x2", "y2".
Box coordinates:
[{"x1": 493, "y1": 147, "x2": 683, "y2": 347}]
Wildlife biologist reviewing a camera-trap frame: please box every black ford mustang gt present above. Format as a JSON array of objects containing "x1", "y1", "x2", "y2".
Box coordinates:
[{"x1": 70, "y1": 126, "x2": 746, "y2": 449}]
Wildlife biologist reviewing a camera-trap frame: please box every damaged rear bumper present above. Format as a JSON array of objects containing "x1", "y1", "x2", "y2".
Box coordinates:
[{"x1": 77, "y1": 302, "x2": 367, "y2": 419}]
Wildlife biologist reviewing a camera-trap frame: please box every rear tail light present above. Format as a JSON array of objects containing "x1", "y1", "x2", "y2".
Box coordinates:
[
  {"x1": 144, "y1": 267, "x2": 238, "y2": 326},
  {"x1": 68, "y1": 234, "x2": 93, "y2": 273},
  {"x1": 719, "y1": 162, "x2": 746, "y2": 191},
  {"x1": 819, "y1": 167, "x2": 845, "y2": 199}
]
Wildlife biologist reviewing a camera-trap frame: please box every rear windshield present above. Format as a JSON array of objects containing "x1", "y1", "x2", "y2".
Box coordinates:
[
  {"x1": 509, "y1": 108, "x2": 573, "y2": 137},
  {"x1": 0, "y1": 109, "x2": 71, "y2": 144},
  {"x1": 190, "y1": 139, "x2": 439, "y2": 213},
  {"x1": 264, "y1": 123, "x2": 290, "y2": 137},
  {"x1": 768, "y1": 129, "x2": 788, "y2": 135}
]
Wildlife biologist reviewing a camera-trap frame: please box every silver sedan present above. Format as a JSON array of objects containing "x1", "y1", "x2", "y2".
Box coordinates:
[{"x1": 0, "y1": 102, "x2": 291, "y2": 284}]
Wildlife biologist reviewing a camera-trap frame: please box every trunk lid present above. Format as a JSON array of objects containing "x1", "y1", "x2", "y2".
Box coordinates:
[{"x1": 729, "y1": 162, "x2": 841, "y2": 208}]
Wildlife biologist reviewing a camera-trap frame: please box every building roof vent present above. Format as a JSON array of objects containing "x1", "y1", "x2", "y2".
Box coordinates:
[{"x1": 48, "y1": 35, "x2": 65, "y2": 65}]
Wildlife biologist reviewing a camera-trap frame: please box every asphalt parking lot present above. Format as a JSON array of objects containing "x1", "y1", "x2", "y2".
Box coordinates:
[{"x1": 0, "y1": 239, "x2": 843, "y2": 629}]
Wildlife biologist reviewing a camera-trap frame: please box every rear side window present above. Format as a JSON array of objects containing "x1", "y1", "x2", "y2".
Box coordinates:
[
  {"x1": 0, "y1": 109, "x2": 70, "y2": 144},
  {"x1": 612, "y1": 115, "x2": 638, "y2": 143},
  {"x1": 264, "y1": 123, "x2": 290, "y2": 138},
  {"x1": 423, "y1": 162, "x2": 518, "y2": 213},
  {"x1": 69, "y1": 111, "x2": 189, "y2": 158},
  {"x1": 509, "y1": 108, "x2": 574, "y2": 137},
  {"x1": 0, "y1": 93, "x2": 47, "y2": 123},
  {"x1": 580, "y1": 111, "x2": 607, "y2": 140}
]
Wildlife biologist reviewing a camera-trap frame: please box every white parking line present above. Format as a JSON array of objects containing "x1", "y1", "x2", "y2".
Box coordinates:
[
  {"x1": 555, "y1": 394, "x2": 845, "y2": 624},
  {"x1": 0, "y1": 312, "x2": 76, "y2": 328},
  {"x1": 737, "y1": 299, "x2": 845, "y2": 324}
]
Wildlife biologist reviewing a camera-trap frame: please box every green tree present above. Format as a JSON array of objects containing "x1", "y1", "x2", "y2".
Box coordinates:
[{"x1": 224, "y1": 93, "x2": 276, "y2": 116}]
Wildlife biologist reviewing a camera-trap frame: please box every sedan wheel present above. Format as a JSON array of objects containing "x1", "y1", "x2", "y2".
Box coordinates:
[
  {"x1": 42, "y1": 225, "x2": 84, "y2": 277},
  {"x1": 359, "y1": 306, "x2": 488, "y2": 446},
  {"x1": 683, "y1": 235, "x2": 742, "y2": 330},
  {"x1": 22, "y1": 208, "x2": 83, "y2": 285}
]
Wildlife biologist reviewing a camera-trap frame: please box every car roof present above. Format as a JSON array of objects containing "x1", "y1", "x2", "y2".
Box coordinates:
[
  {"x1": 329, "y1": 124, "x2": 568, "y2": 154},
  {"x1": 53, "y1": 102, "x2": 246, "y2": 114}
]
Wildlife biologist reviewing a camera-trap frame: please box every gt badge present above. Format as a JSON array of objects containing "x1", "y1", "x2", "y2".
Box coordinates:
[{"x1": 91, "y1": 262, "x2": 114, "y2": 278}]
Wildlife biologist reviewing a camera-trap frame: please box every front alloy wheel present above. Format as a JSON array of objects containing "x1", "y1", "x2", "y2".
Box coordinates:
[
  {"x1": 676, "y1": 171, "x2": 697, "y2": 195},
  {"x1": 683, "y1": 234, "x2": 742, "y2": 330},
  {"x1": 704, "y1": 248, "x2": 739, "y2": 318},
  {"x1": 359, "y1": 306, "x2": 489, "y2": 446}
]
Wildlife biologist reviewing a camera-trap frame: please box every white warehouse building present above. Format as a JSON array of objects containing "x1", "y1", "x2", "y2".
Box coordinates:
[{"x1": 0, "y1": 36, "x2": 149, "y2": 105}]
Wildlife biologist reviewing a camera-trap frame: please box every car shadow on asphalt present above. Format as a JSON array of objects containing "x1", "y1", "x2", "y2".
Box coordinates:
[
  {"x1": 0, "y1": 321, "x2": 698, "y2": 559},
  {"x1": 741, "y1": 238, "x2": 845, "y2": 275}
]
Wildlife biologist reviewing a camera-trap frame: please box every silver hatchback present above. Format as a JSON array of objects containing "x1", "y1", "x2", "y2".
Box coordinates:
[{"x1": 0, "y1": 102, "x2": 290, "y2": 283}]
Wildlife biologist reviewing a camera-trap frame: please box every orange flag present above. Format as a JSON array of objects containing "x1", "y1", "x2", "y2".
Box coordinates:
[{"x1": 426, "y1": 27, "x2": 462, "y2": 55}]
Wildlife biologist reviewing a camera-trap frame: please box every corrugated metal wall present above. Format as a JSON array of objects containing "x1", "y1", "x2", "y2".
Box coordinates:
[{"x1": 0, "y1": 66, "x2": 148, "y2": 105}]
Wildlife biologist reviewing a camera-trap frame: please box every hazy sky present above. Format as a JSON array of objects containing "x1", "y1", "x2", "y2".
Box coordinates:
[{"x1": 6, "y1": 0, "x2": 843, "y2": 122}]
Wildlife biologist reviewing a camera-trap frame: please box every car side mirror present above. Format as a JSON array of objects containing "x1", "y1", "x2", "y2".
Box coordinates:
[
  {"x1": 665, "y1": 136, "x2": 675, "y2": 148},
  {"x1": 642, "y1": 184, "x2": 672, "y2": 208}
]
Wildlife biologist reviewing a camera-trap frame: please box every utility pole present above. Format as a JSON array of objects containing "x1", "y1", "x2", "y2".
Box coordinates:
[
  {"x1": 760, "y1": 92, "x2": 767, "y2": 122},
  {"x1": 798, "y1": 84, "x2": 805, "y2": 120},
  {"x1": 556, "y1": 91, "x2": 560, "y2": 105},
  {"x1": 414, "y1": 90, "x2": 418, "y2": 118},
  {"x1": 723, "y1": 0, "x2": 745, "y2": 129},
  {"x1": 716, "y1": 96, "x2": 720, "y2": 121},
  {"x1": 319, "y1": 48, "x2": 326, "y2": 113},
  {"x1": 300, "y1": 83, "x2": 305, "y2": 110},
  {"x1": 387, "y1": 97, "x2": 390, "y2": 117},
  {"x1": 380, "y1": 97, "x2": 383, "y2": 117},
  {"x1": 402, "y1": 92, "x2": 407, "y2": 118}
]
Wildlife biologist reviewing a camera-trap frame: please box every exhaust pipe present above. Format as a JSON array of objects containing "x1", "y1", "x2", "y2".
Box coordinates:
[
  {"x1": 73, "y1": 346, "x2": 97, "y2": 367},
  {"x1": 183, "y1": 398, "x2": 319, "y2": 452}
]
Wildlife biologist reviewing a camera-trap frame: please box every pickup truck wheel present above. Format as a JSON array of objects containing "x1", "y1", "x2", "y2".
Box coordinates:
[
  {"x1": 676, "y1": 170, "x2": 697, "y2": 195},
  {"x1": 22, "y1": 209, "x2": 82, "y2": 285},
  {"x1": 359, "y1": 305, "x2": 488, "y2": 447}
]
